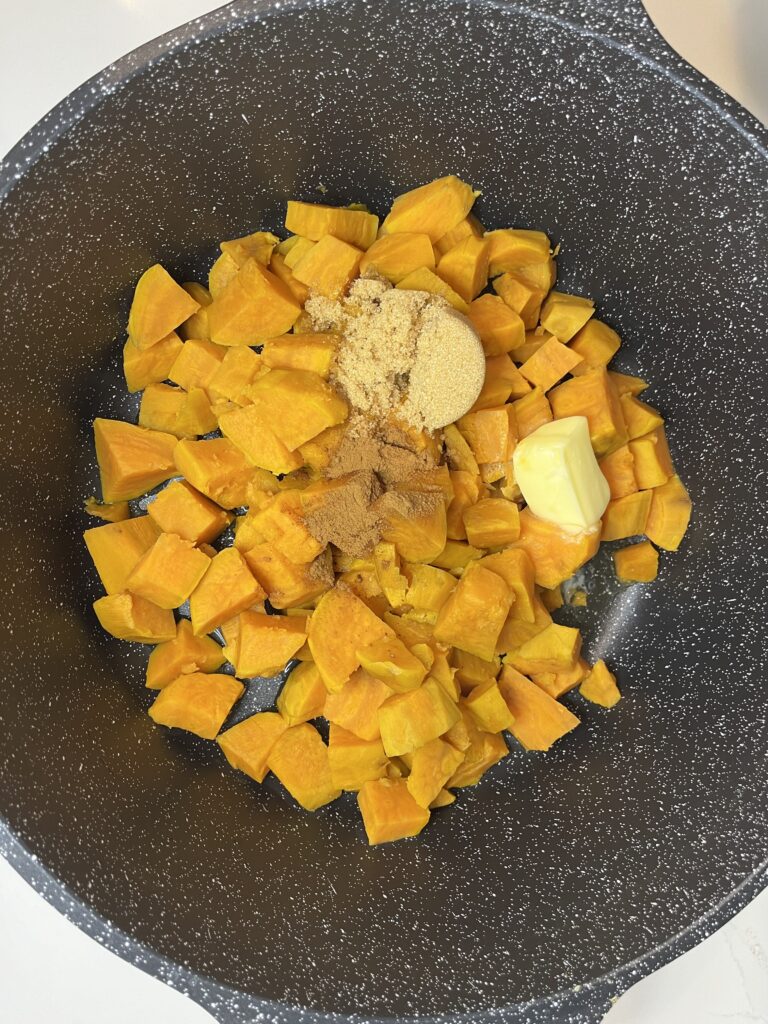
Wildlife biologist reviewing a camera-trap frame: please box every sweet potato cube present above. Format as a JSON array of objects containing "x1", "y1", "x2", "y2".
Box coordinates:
[
  {"x1": 379, "y1": 495, "x2": 447, "y2": 564},
  {"x1": 359, "y1": 232, "x2": 435, "y2": 283},
  {"x1": 189, "y1": 547, "x2": 265, "y2": 635},
  {"x1": 463, "y1": 498, "x2": 520, "y2": 548},
  {"x1": 609, "y1": 371, "x2": 649, "y2": 396},
  {"x1": 179, "y1": 282, "x2": 212, "y2": 341},
  {"x1": 357, "y1": 778, "x2": 430, "y2": 844},
  {"x1": 208, "y1": 258, "x2": 301, "y2": 345},
  {"x1": 328, "y1": 724, "x2": 388, "y2": 791},
  {"x1": 549, "y1": 368, "x2": 628, "y2": 456},
  {"x1": 499, "y1": 666, "x2": 580, "y2": 751},
  {"x1": 372, "y1": 542, "x2": 408, "y2": 608},
  {"x1": 493, "y1": 272, "x2": 545, "y2": 329},
  {"x1": 262, "y1": 333, "x2": 337, "y2": 378},
  {"x1": 357, "y1": 636, "x2": 427, "y2": 693},
  {"x1": 128, "y1": 264, "x2": 200, "y2": 350},
  {"x1": 601, "y1": 490, "x2": 652, "y2": 541},
  {"x1": 446, "y1": 708, "x2": 508, "y2": 786},
  {"x1": 403, "y1": 563, "x2": 456, "y2": 615},
  {"x1": 245, "y1": 368, "x2": 348, "y2": 452},
  {"x1": 84, "y1": 497, "x2": 130, "y2": 523},
  {"x1": 285, "y1": 201, "x2": 378, "y2": 249},
  {"x1": 146, "y1": 618, "x2": 224, "y2": 689},
  {"x1": 496, "y1": 594, "x2": 552, "y2": 655},
  {"x1": 396, "y1": 266, "x2": 469, "y2": 313},
  {"x1": 480, "y1": 547, "x2": 536, "y2": 623},
  {"x1": 217, "y1": 711, "x2": 287, "y2": 783},
  {"x1": 268, "y1": 723, "x2": 340, "y2": 810},
  {"x1": 207, "y1": 346, "x2": 262, "y2": 401},
  {"x1": 645, "y1": 475, "x2": 692, "y2": 551},
  {"x1": 508, "y1": 623, "x2": 582, "y2": 674},
  {"x1": 434, "y1": 213, "x2": 483, "y2": 257},
  {"x1": 308, "y1": 587, "x2": 393, "y2": 693},
  {"x1": 467, "y1": 294, "x2": 525, "y2": 356},
  {"x1": 570, "y1": 319, "x2": 621, "y2": 374},
  {"x1": 168, "y1": 339, "x2": 225, "y2": 395},
  {"x1": 620, "y1": 394, "x2": 664, "y2": 440},
  {"x1": 148, "y1": 671, "x2": 243, "y2": 739},
  {"x1": 138, "y1": 383, "x2": 188, "y2": 437},
  {"x1": 513, "y1": 330, "x2": 549, "y2": 364},
  {"x1": 282, "y1": 236, "x2": 316, "y2": 270},
  {"x1": 458, "y1": 407, "x2": 516, "y2": 465},
  {"x1": 378, "y1": 678, "x2": 461, "y2": 757},
  {"x1": 434, "y1": 562, "x2": 512, "y2": 660},
  {"x1": 430, "y1": 540, "x2": 484, "y2": 572},
  {"x1": 93, "y1": 591, "x2": 175, "y2": 643},
  {"x1": 599, "y1": 445, "x2": 638, "y2": 499},
  {"x1": 268, "y1": 251, "x2": 310, "y2": 305},
  {"x1": 218, "y1": 403, "x2": 304, "y2": 476},
  {"x1": 628, "y1": 426, "x2": 674, "y2": 489},
  {"x1": 208, "y1": 252, "x2": 240, "y2": 298},
  {"x1": 446, "y1": 470, "x2": 480, "y2": 542},
  {"x1": 530, "y1": 657, "x2": 589, "y2": 699},
  {"x1": 174, "y1": 437, "x2": 266, "y2": 509},
  {"x1": 381, "y1": 175, "x2": 476, "y2": 243},
  {"x1": 406, "y1": 738, "x2": 464, "y2": 808},
  {"x1": 219, "y1": 230, "x2": 279, "y2": 269},
  {"x1": 292, "y1": 234, "x2": 363, "y2": 297},
  {"x1": 580, "y1": 660, "x2": 621, "y2": 707},
  {"x1": 511, "y1": 509, "x2": 600, "y2": 588},
  {"x1": 148, "y1": 480, "x2": 230, "y2": 545},
  {"x1": 470, "y1": 354, "x2": 530, "y2": 413},
  {"x1": 463, "y1": 679, "x2": 515, "y2": 732},
  {"x1": 519, "y1": 336, "x2": 583, "y2": 390},
  {"x1": 436, "y1": 235, "x2": 490, "y2": 303},
  {"x1": 127, "y1": 532, "x2": 210, "y2": 609},
  {"x1": 540, "y1": 291, "x2": 594, "y2": 342},
  {"x1": 250, "y1": 491, "x2": 324, "y2": 564},
  {"x1": 324, "y1": 669, "x2": 392, "y2": 741},
  {"x1": 94, "y1": 418, "x2": 178, "y2": 503},
  {"x1": 84, "y1": 515, "x2": 161, "y2": 594},
  {"x1": 235, "y1": 610, "x2": 307, "y2": 677},
  {"x1": 613, "y1": 540, "x2": 659, "y2": 582},
  {"x1": 512, "y1": 387, "x2": 553, "y2": 438},
  {"x1": 277, "y1": 662, "x2": 326, "y2": 725},
  {"x1": 123, "y1": 332, "x2": 183, "y2": 393},
  {"x1": 486, "y1": 228, "x2": 550, "y2": 276},
  {"x1": 452, "y1": 650, "x2": 501, "y2": 692},
  {"x1": 174, "y1": 388, "x2": 218, "y2": 437},
  {"x1": 243, "y1": 544, "x2": 333, "y2": 610}
]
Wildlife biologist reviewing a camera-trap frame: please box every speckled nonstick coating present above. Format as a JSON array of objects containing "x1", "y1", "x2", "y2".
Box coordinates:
[{"x1": 0, "y1": 0, "x2": 766, "y2": 1021}]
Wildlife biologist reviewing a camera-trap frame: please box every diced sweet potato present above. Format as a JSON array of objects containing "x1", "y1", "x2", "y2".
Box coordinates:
[
  {"x1": 328, "y1": 724, "x2": 388, "y2": 791},
  {"x1": 446, "y1": 707, "x2": 508, "y2": 786},
  {"x1": 446, "y1": 470, "x2": 480, "y2": 541},
  {"x1": 261, "y1": 333, "x2": 337, "y2": 378},
  {"x1": 359, "y1": 232, "x2": 435, "y2": 283},
  {"x1": 218, "y1": 403, "x2": 305, "y2": 476},
  {"x1": 493, "y1": 272, "x2": 545, "y2": 329},
  {"x1": 458, "y1": 406, "x2": 516, "y2": 465},
  {"x1": 486, "y1": 228, "x2": 550, "y2": 276},
  {"x1": 599, "y1": 445, "x2": 638, "y2": 499},
  {"x1": 434, "y1": 213, "x2": 484, "y2": 257},
  {"x1": 146, "y1": 618, "x2": 224, "y2": 689},
  {"x1": 127, "y1": 532, "x2": 210, "y2": 609},
  {"x1": 463, "y1": 679, "x2": 515, "y2": 732},
  {"x1": 382, "y1": 175, "x2": 476, "y2": 243},
  {"x1": 613, "y1": 540, "x2": 659, "y2": 582},
  {"x1": 235, "y1": 610, "x2": 307, "y2": 677},
  {"x1": 138, "y1": 383, "x2": 188, "y2": 437},
  {"x1": 207, "y1": 346, "x2": 262, "y2": 401},
  {"x1": 268, "y1": 722, "x2": 340, "y2": 810},
  {"x1": 93, "y1": 591, "x2": 176, "y2": 643},
  {"x1": 499, "y1": 665, "x2": 580, "y2": 751},
  {"x1": 540, "y1": 585, "x2": 564, "y2": 612},
  {"x1": 609, "y1": 371, "x2": 649, "y2": 396},
  {"x1": 403, "y1": 563, "x2": 456, "y2": 615},
  {"x1": 245, "y1": 368, "x2": 348, "y2": 452},
  {"x1": 84, "y1": 515, "x2": 161, "y2": 595},
  {"x1": 379, "y1": 495, "x2": 447, "y2": 564},
  {"x1": 371, "y1": 541, "x2": 408, "y2": 608},
  {"x1": 357, "y1": 778, "x2": 430, "y2": 844},
  {"x1": 128, "y1": 264, "x2": 200, "y2": 350},
  {"x1": 480, "y1": 547, "x2": 536, "y2": 623},
  {"x1": 601, "y1": 490, "x2": 652, "y2": 541},
  {"x1": 324, "y1": 669, "x2": 392, "y2": 742},
  {"x1": 217, "y1": 711, "x2": 287, "y2": 783},
  {"x1": 276, "y1": 662, "x2": 326, "y2": 725},
  {"x1": 250, "y1": 491, "x2": 324, "y2": 564},
  {"x1": 548, "y1": 368, "x2": 628, "y2": 456},
  {"x1": 123, "y1": 332, "x2": 183, "y2": 393},
  {"x1": 219, "y1": 230, "x2": 279, "y2": 269},
  {"x1": 519, "y1": 336, "x2": 583, "y2": 390},
  {"x1": 208, "y1": 258, "x2": 301, "y2": 345},
  {"x1": 434, "y1": 562, "x2": 512, "y2": 660},
  {"x1": 540, "y1": 291, "x2": 594, "y2": 342},
  {"x1": 451, "y1": 649, "x2": 499, "y2": 691},
  {"x1": 628, "y1": 426, "x2": 674, "y2": 489},
  {"x1": 530, "y1": 657, "x2": 589, "y2": 699},
  {"x1": 467, "y1": 294, "x2": 525, "y2": 356},
  {"x1": 645, "y1": 475, "x2": 692, "y2": 551},
  {"x1": 436, "y1": 235, "x2": 490, "y2": 303},
  {"x1": 512, "y1": 387, "x2": 553, "y2": 439},
  {"x1": 148, "y1": 671, "x2": 244, "y2": 739},
  {"x1": 84, "y1": 497, "x2": 130, "y2": 523},
  {"x1": 620, "y1": 394, "x2": 665, "y2": 439},
  {"x1": 357, "y1": 636, "x2": 427, "y2": 693},
  {"x1": 292, "y1": 234, "x2": 364, "y2": 297},
  {"x1": 167, "y1": 339, "x2": 224, "y2": 397},
  {"x1": 175, "y1": 388, "x2": 217, "y2": 437},
  {"x1": 378, "y1": 678, "x2": 461, "y2": 756},
  {"x1": 148, "y1": 480, "x2": 230, "y2": 544},
  {"x1": 308, "y1": 586, "x2": 393, "y2": 693},
  {"x1": 174, "y1": 437, "x2": 267, "y2": 509},
  {"x1": 515, "y1": 257, "x2": 557, "y2": 293},
  {"x1": 511, "y1": 509, "x2": 600, "y2": 588},
  {"x1": 496, "y1": 594, "x2": 552, "y2": 655},
  {"x1": 430, "y1": 540, "x2": 483, "y2": 572},
  {"x1": 396, "y1": 266, "x2": 469, "y2": 313},
  {"x1": 513, "y1": 330, "x2": 549, "y2": 364},
  {"x1": 179, "y1": 282, "x2": 212, "y2": 341},
  {"x1": 285, "y1": 201, "x2": 378, "y2": 249},
  {"x1": 406, "y1": 738, "x2": 464, "y2": 808},
  {"x1": 94, "y1": 418, "x2": 178, "y2": 502},
  {"x1": 463, "y1": 498, "x2": 520, "y2": 547},
  {"x1": 569, "y1": 319, "x2": 621, "y2": 374},
  {"x1": 243, "y1": 544, "x2": 333, "y2": 610},
  {"x1": 208, "y1": 252, "x2": 240, "y2": 298},
  {"x1": 189, "y1": 547, "x2": 265, "y2": 635},
  {"x1": 471, "y1": 354, "x2": 530, "y2": 411},
  {"x1": 269, "y1": 251, "x2": 310, "y2": 305},
  {"x1": 282, "y1": 236, "x2": 316, "y2": 269},
  {"x1": 508, "y1": 623, "x2": 582, "y2": 674},
  {"x1": 579, "y1": 660, "x2": 621, "y2": 708}
]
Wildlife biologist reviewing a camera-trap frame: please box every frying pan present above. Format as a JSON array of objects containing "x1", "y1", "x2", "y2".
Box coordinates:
[{"x1": 1, "y1": 1, "x2": 766, "y2": 1021}]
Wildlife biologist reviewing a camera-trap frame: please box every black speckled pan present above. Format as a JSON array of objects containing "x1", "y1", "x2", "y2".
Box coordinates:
[{"x1": 1, "y1": 1, "x2": 767, "y2": 1022}]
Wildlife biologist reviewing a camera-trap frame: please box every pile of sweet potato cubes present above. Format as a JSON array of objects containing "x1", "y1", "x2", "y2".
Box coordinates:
[{"x1": 83, "y1": 177, "x2": 691, "y2": 844}]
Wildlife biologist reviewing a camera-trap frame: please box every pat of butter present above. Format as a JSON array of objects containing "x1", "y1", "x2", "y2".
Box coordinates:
[{"x1": 512, "y1": 416, "x2": 610, "y2": 533}]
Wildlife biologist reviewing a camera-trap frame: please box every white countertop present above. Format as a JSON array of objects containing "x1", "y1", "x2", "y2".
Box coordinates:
[{"x1": 1, "y1": 2, "x2": 766, "y2": 1022}]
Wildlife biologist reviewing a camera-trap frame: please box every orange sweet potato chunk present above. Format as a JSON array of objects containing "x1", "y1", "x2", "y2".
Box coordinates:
[
  {"x1": 434, "y1": 562, "x2": 512, "y2": 660},
  {"x1": 381, "y1": 175, "x2": 476, "y2": 243},
  {"x1": 174, "y1": 437, "x2": 269, "y2": 509},
  {"x1": 467, "y1": 294, "x2": 526, "y2": 356},
  {"x1": 268, "y1": 722, "x2": 341, "y2": 810},
  {"x1": 359, "y1": 233, "x2": 435, "y2": 283},
  {"x1": 286, "y1": 201, "x2": 378, "y2": 249},
  {"x1": 189, "y1": 547, "x2": 266, "y2": 635},
  {"x1": 613, "y1": 540, "x2": 659, "y2": 583},
  {"x1": 599, "y1": 445, "x2": 638, "y2": 499},
  {"x1": 218, "y1": 403, "x2": 305, "y2": 476},
  {"x1": 308, "y1": 586, "x2": 394, "y2": 693},
  {"x1": 357, "y1": 778, "x2": 430, "y2": 844},
  {"x1": 94, "y1": 418, "x2": 178, "y2": 502},
  {"x1": 645, "y1": 475, "x2": 692, "y2": 551},
  {"x1": 327, "y1": 724, "x2": 389, "y2": 791},
  {"x1": 436, "y1": 235, "x2": 490, "y2": 303},
  {"x1": 261, "y1": 333, "x2": 337, "y2": 378},
  {"x1": 493, "y1": 272, "x2": 545, "y2": 330},
  {"x1": 378, "y1": 678, "x2": 461, "y2": 757},
  {"x1": 463, "y1": 498, "x2": 521, "y2": 548},
  {"x1": 168, "y1": 338, "x2": 225, "y2": 393},
  {"x1": 530, "y1": 657, "x2": 589, "y2": 699},
  {"x1": 485, "y1": 228, "x2": 551, "y2": 276},
  {"x1": 93, "y1": 592, "x2": 176, "y2": 644},
  {"x1": 396, "y1": 266, "x2": 469, "y2": 313},
  {"x1": 179, "y1": 282, "x2": 212, "y2": 340},
  {"x1": 292, "y1": 235, "x2": 364, "y2": 297},
  {"x1": 217, "y1": 711, "x2": 287, "y2": 783},
  {"x1": 579, "y1": 660, "x2": 622, "y2": 708},
  {"x1": 207, "y1": 258, "x2": 301, "y2": 345},
  {"x1": 512, "y1": 387, "x2": 553, "y2": 439},
  {"x1": 446, "y1": 707, "x2": 508, "y2": 787},
  {"x1": 508, "y1": 623, "x2": 582, "y2": 674},
  {"x1": 243, "y1": 544, "x2": 333, "y2": 610},
  {"x1": 379, "y1": 495, "x2": 447, "y2": 564},
  {"x1": 148, "y1": 480, "x2": 230, "y2": 544},
  {"x1": 127, "y1": 532, "x2": 210, "y2": 609},
  {"x1": 548, "y1": 368, "x2": 628, "y2": 456},
  {"x1": 629, "y1": 426, "x2": 675, "y2": 489},
  {"x1": 235, "y1": 610, "x2": 307, "y2": 677},
  {"x1": 569, "y1": 319, "x2": 621, "y2": 375},
  {"x1": 324, "y1": 669, "x2": 393, "y2": 742},
  {"x1": 245, "y1": 368, "x2": 348, "y2": 452},
  {"x1": 601, "y1": 490, "x2": 652, "y2": 541},
  {"x1": 148, "y1": 671, "x2": 244, "y2": 739},
  {"x1": 406, "y1": 738, "x2": 465, "y2": 807},
  {"x1": 519, "y1": 336, "x2": 583, "y2": 390},
  {"x1": 499, "y1": 665, "x2": 580, "y2": 751},
  {"x1": 123, "y1": 332, "x2": 183, "y2": 393},
  {"x1": 471, "y1": 354, "x2": 530, "y2": 411},
  {"x1": 480, "y1": 547, "x2": 536, "y2": 623},
  {"x1": 146, "y1": 618, "x2": 225, "y2": 689},
  {"x1": 128, "y1": 264, "x2": 200, "y2": 350},
  {"x1": 83, "y1": 515, "x2": 160, "y2": 594},
  {"x1": 511, "y1": 509, "x2": 600, "y2": 589}
]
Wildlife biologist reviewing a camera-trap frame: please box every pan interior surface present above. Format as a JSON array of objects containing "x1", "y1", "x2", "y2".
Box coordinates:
[{"x1": 0, "y1": 0, "x2": 766, "y2": 1018}]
